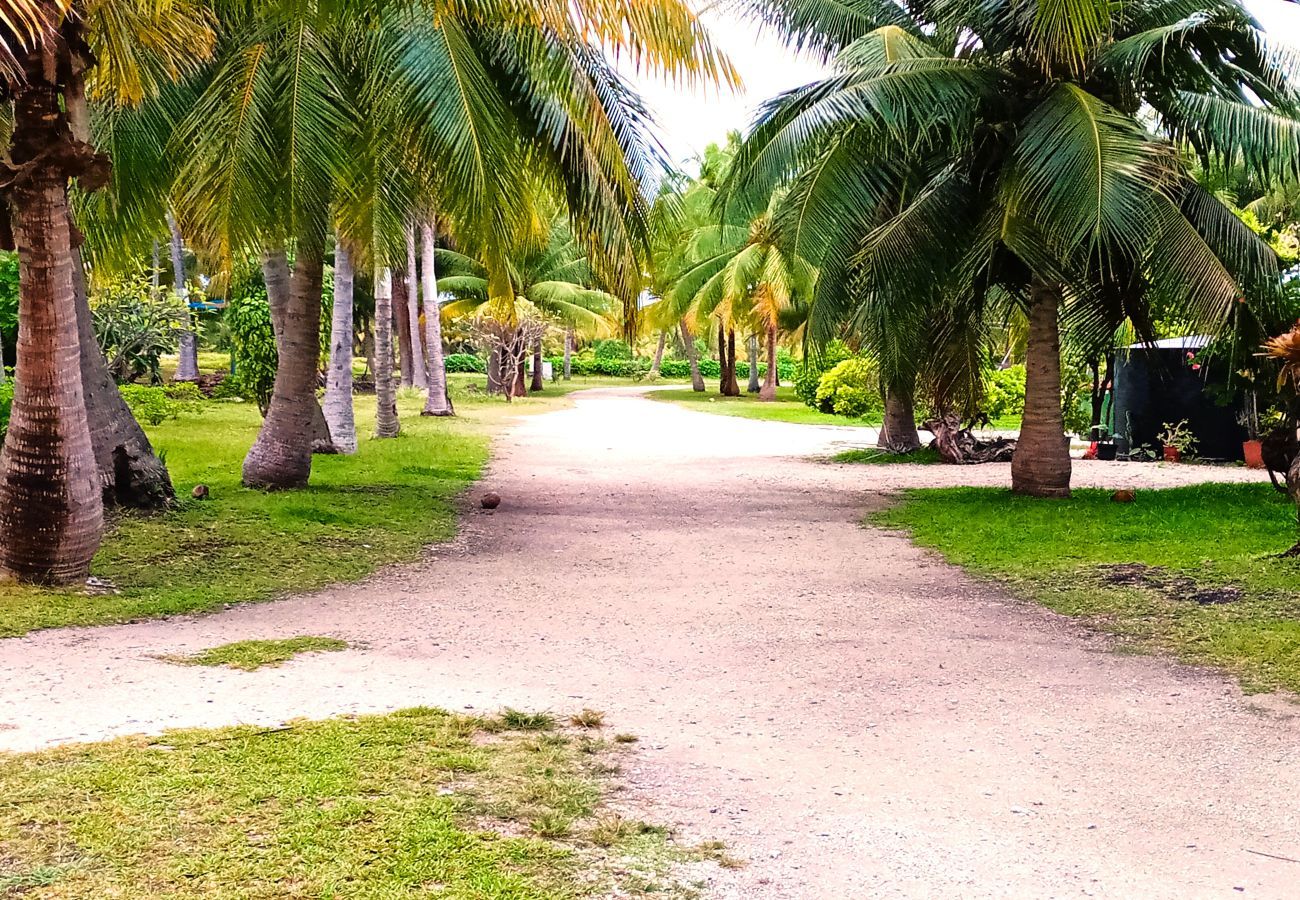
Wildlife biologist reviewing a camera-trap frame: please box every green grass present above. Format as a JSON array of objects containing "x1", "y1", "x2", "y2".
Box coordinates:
[
  {"x1": 874, "y1": 483, "x2": 1300, "y2": 693},
  {"x1": 650, "y1": 386, "x2": 881, "y2": 427},
  {"x1": 833, "y1": 446, "x2": 942, "y2": 465},
  {"x1": 163, "y1": 636, "x2": 349, "y2": 671},
  {"x1": 0, "y1": 375, "x2": 628, "y2": 637},
  {"x1": 0, "y1": 707, "x2": 708, "y2": 898}
]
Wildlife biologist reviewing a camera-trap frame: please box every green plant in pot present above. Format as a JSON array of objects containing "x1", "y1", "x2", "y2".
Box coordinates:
[{"x1": 1158, "y1": 420, "x2": 1198, "y2": 463}]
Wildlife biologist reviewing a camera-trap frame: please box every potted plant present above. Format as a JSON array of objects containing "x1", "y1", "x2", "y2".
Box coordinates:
[
  {"x1": 1158, "y1": 419, "x2": 1197, "y2": 462},
  {"x1": 1090, "y1": 424, "x2": 1117, "y2": 461},
  {"x1": 1238, "y1": 389, "x2": 1264, "y2": 469}
]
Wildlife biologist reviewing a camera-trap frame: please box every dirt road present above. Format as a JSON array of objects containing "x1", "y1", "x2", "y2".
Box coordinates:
[{"x1": 1, "y1": 388, "x2": 1295, "y2": 898}]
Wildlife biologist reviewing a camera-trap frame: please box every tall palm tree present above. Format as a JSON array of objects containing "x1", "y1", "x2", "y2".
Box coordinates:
[
  {"x1": 420, "y1": 216, "x2": 454, "y2": 415},
  {"x1": 0, "y1": 0, "x2": 207, "y2": 582},
  {"x1": 732, "y1": 0, "x2": 1296, "y2": 495}
]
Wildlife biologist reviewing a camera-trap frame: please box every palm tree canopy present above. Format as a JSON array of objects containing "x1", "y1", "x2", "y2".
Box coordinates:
[
  {"x1": 437, "y1": 217, "x2": 621, "y2": 339},
  {"x1": 729, "y1": 0, "x2": 1298, "y2": 365}
]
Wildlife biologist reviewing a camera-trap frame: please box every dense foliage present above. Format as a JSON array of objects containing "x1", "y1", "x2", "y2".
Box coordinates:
[
  {"x1": 815, "y1": 358, "x2": 883, "y2": 418},
  {"x1": 90, "y1": 275, "x2": 186, "y2": 384}
]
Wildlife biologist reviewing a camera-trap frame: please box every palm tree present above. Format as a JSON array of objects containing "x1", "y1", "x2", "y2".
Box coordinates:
[
  {"x1": 323, "y1": 242, "x2": 358, "y2": 452},
  {"x1": 658, "y1": 188, "x2": 814, "y2": 401},
  {"x1": 0, "y1": 0, "x2": 206, "y2": 582},
  {"x1": 420, "y1": 217, "x2": 454, "y2": 416},
  {"x1": 167, "y1": 212, "x2": 200, "y2": 381},
  {"x1": 437, "y1": 217, "x2": 621, "y2": 395},
  {"x1": 733, "y1": 0, "x2": 1296, "y2": 495}
]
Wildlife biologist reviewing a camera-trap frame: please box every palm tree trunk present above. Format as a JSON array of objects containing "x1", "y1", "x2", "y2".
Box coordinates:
[
  {"x1": 373, "y1": 266, "x2": 401, "y2": 437},
  {"x1": 746, "y1": 334, "x2": 761, "y2": 393},
  {"x1": 759, "y1": 323, "x2": 778, "y2": 401},
  {"x1": 563, "y1": 328, "x2": 573, "y2": 380},
  {"x1": 722, "y1": 328, "x2": 741, "y2": 396},
  {"x1": 242, "y1": 239, "x2": 329, "y2": 487},
  {"x1": 530, "y1": 338, "x2": 544, "y2": 391},
  {"x1": 0, "y1": 173, "x2": 102, "y2": 583},
  {"x1": 393, "y1": 265, "x2": 413, "y2": 389},
  {"x1": 75, "y1": 245, "x2": 175, "y2": 507},
  {"x1": 405, "y1": 223, "x2": 427, "y2": 391},
  {"x1": 649, "y1": 331, "x2": 667, "y2": 378},
  {"x1": 878, "y1": 384, "x2": 922, "y2": 453},
  {"x1": 261, "y1": 248, "x2": 291, "y2": 353},
  {"x1": 1011, "y1": 277, "x2": 1071, "y2": 497},
  {"x1": 419, "y1": 220, "x2": 453, "y2": 416},
  {"x1": 682, "y1": 321, "x2": 704, "y2": 392},
  {"x1": 168, "y1": 212, "x2": 199, "y2": 382},
  {"x1": 323, "y1": 243, "x2": 358, "y2": 453}
]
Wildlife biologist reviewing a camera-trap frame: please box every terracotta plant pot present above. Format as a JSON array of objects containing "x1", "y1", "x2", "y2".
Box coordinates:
[
  {"x1": 1163, "y1": 446, "x2": 1181, "y2": 463},
  {"x1": 1243, "y1": 439, "x2": 1265, "y2": 470}
]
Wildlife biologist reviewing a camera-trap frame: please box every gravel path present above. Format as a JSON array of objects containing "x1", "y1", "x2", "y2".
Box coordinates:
[{"x1": 2, "y1": 387, "x2": 1297, "y2": 898}]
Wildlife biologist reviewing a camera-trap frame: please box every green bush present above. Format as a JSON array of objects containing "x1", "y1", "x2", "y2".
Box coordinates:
[
  {"x1": 0, "y1": 380, "x2": 12, "y2": 439},
  {"x1": 815, "y1": 357, "x2": 883, "y2": 418},
  {"x1": 592, "y1": 339, "x2": 632, "y2": 360},
  {"x1": 119, "y1": 384, "x2": 187, "y2": 426},
  {"x1": 795, "y1": 341, "x2": 853, "y2": 408},
  {"x1": 985, "y1": 365, "x2": 1026, "y2": 419},
  {"x1": 546, "y1": 355, "x2": 651, "y2": 377},
  {"x1": 225, "y1": 292, "x2": 277, "y2": 413},
  {"x1": 445, "y1": 353, "x2": 486, "y2": 373}
]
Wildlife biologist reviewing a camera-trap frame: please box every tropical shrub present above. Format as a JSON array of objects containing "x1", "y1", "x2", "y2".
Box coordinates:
[
  {"x1": 0, "y1": 253, "x2": 16, "y2": 365},
  {"x1": 592, "y1": 339, "x2": 632, "y2": 360},
  {"x1": 0, "y1": 380, "x2": 12, "y2": 439},
  {"x1": 795, "y1": 340, "x2": 853, "y2": 408},
  {"x1": 985, "y1": 365, "x2": 1026, "y2": 420},
  {"x1": 225, "y1": 291, "x2": 277, "y2": 413},
  {"x1": 119, "y1": 384, "x2": 186, "y2": 426},
  {"x1": 445, "y1": 352, "x2": 486, "y2": 373},
  {"x1": 90, "y1": 274, "x2": 187, "y2": 384},
  {"x1": 815, "y1": 357, "x2": 883, "y2": 418}
]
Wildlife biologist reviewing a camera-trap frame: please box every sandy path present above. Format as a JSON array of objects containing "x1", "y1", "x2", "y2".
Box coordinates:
[{"x1": 2, "y1": 387, "x2": 1298, "y2": 898}]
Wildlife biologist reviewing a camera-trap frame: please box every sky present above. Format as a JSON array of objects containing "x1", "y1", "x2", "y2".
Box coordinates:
[{"x1": 625, "y1": 0, "x2": 1300, "y2": 171}]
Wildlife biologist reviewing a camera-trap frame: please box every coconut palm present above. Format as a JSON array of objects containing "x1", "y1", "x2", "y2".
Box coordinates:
[
  {"x1": 732, "y1": 0, "x2": 1297, "y2": 495},
  {"x1": 437, "y1": 217, "x2": 621, "y2": 394},
  {"x1": 0, "y1": 0, "x2": 208, "y2": 582},
  {"x1": 656, "y1": 181, "x2": 814, "y2": 400}
]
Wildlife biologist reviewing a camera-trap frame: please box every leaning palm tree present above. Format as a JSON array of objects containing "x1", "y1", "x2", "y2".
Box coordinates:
[{"x1": 732, "y1": 0, "x2": 1296, "y2": 496}]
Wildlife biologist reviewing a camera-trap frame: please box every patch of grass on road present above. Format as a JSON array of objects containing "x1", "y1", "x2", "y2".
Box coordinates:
[
  {"x1": 0, "y1": 707, "x2": 706, "y2": 898},
  {"x1": 164, "y1": 636, "x2": 349, "y2": 671},
  {"x1": 650, "y1": 386, "x2": 881, "y2": 427},
  {"x1": 834, "y1": 446, "x2": 942, "y2": 464},
  {"x1": 0, "y1": 376, "x2": 622, "y2": 638},
  {"x1": 874, "y1": 484, "x2": 1300, "y2": 693}
]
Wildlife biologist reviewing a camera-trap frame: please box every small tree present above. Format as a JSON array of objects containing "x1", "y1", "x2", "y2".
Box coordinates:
[{"x1": 468, "y1": 315, "x2": 548, "y2": 402}]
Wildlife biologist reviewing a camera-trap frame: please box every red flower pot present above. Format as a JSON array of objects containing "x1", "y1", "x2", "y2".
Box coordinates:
[
  {"x1": 1243, "y1": 439, "x2": 1265, "y2": 470},
  {"x1": 1163, "y1": 446, "x2": 1181, "y2": 463}
]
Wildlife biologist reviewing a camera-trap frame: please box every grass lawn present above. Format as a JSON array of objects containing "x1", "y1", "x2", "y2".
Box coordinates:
[
  {"x1": 833, "y1": 447, "x2": 942, "y2": 464},
  {"x1": 649, "y1": 385, "x2": 882, "y2": 427},
  {"x1": 0, "y1": 707, "x2": 723, "y2": 898},
  {"x1": 0, "y1": 375, "x2": 630, "y2": 637},
  {"x1": 874, "y1": 484, "x2": 1300, "y2": 693}
]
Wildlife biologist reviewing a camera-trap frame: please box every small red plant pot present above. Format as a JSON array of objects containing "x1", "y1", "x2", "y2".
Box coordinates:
[
  {"x1": 1084, "y1": 441, "x2": 1098, "y2": 460},
  {"x1": 1243, "y1": 439, "x2": 1265, "y2": 470},
  {"x1": 1163, "y1": 446, "x2": 1181, "y2": 463}
]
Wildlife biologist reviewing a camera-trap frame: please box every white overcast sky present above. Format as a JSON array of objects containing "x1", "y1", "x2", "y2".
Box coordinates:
[{"x1": 625, "y1": 0, "x2": 1300, "y2": 171}]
